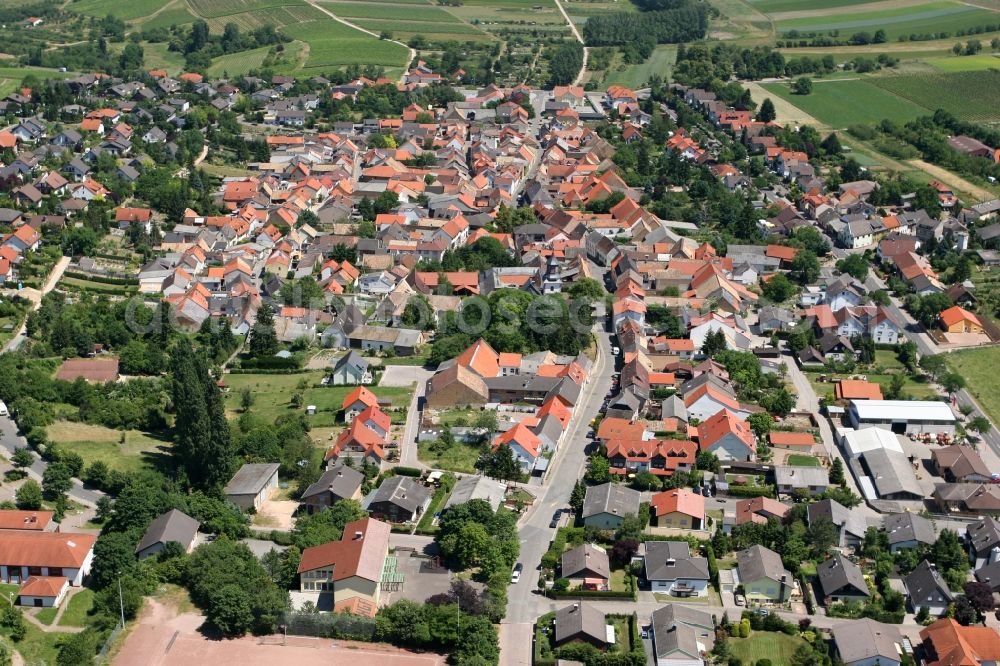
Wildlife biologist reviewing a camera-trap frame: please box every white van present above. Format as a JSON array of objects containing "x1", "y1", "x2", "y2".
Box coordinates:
[{"x1": 0, "y1": 401, "x2": 7, "y2": 417}]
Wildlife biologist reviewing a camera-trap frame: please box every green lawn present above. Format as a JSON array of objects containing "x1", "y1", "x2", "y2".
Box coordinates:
[
  {"x1": 0, "y1": 620, "x2": 62, "y2": 666},
  {"x1": 927, "y1": 54, "x2": 1000, "y2": 72},
  {"x1": 730, "y1": 631, "x2": 808, "y2": 666},
  {"x1": 34, "y1": 607, "x2": 57, "y2": 625},
  {"x1": 418, "y1": 440, "x2": 482, "y2": 474},
  {"x1": 72, "y1": 0, "x2": 169, "y2": 20},
  {"x1": 761, "y1": 79, "x2": 929, "y2": 128},
  {"x1": 282, "y1": 19, "x2": 411, "y2": 69},
  {"x1": 787, "y1": 454, "x2": 820, "y2": 466},
  {"x1": 45, "y1": 422, "x2": 169, "y2": 474},
  {"x1": 59, "y1": 589, "x2": 95, "y2": 628},
  {"x1": 222, "y1": 371, "x2": 414, "y2": 427},
  {"x1": 806, "y1": 371, "x2": 937, "y2": 401},
  {"x1": 603, "y1": 45, "x2": 676, "y2": 89},
  {"x1": 947, "y1": 347, "x2": 1000, "y2": 427}
]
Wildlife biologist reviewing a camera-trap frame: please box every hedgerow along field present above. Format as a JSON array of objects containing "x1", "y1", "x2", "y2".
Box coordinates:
[{"x1": 871, "y1": 70, "x2": 1000, "y2": 124}]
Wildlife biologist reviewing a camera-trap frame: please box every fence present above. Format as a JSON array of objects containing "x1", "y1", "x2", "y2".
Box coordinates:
[{"x1": 94, "y1": 624, "x2": 124, "y2": 664}]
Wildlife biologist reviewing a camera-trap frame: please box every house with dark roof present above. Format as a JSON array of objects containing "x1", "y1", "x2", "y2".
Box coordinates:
[
  {"x1": 552, "y1": 603, "x2": 610, "y2": 649},
  {"x1": 968, "y1": 516, "x2": 1000, "y2": 568},
  {"x1": 832, "y1": 618, "x2": 903, "y2": 666},
  {"x1": 644, "y1": 541, "x2": 710, "y2": 597},
  {"x1": 562, "y1": 543, "x2": 611, "y2": 589},
  {"x1": 300, "y1": 464, "x2": 364, "y2": 514},
  {"x1": 363, "y1": 476, "x2": 432, "y2": 523},
  {"x1": 736, "y1": 545, "x2": 792, "y2": 603},
  {"x1": 296, "y1": 517, "x2": 390, "y2": 615},
  {"x1": 817, "y1": 554, "x2": 869, "y2": 603},
  {"x1": 808, "y1": 498, "x2": 868, "y2": 549},
  {"x1": 883, "y1": 513, "x2": 935, "y2": 552},
  {"x1": 904, "y1": 560, "x2": 954, "y2": 616},
  {"x1": 933, "y1": 444, "x2": 993, "y2": 483},
  {"x1": 329, "y1": 351, "x2": 372, "y2": 386},
  {"x1": 443, "y1": 475, "x2": 506, "y2": 512},
  {"x1": 581, "y1": 483, "x2": 641, "y2": 529},
  {"x1": 650, "y1": 603, "x2": 715, "y2": 666},
  {"x1": 135, "y1": 509, "x2": 199, "y2": 559},
  {"x1": 223, "y1": 463, "x2": 279, "y2": 510}
]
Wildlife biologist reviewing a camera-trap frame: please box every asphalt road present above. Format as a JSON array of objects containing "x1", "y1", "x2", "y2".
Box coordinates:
[
  {"x1": 0, "y1": 414, "x2": 103, "y2": 507},
  {"x1": 499, "y1": 310, "x2": 614, "y2": 664}
]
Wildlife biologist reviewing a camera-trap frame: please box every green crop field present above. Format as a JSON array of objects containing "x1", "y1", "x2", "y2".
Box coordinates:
[
  {"x1": 353, "y1": 18, "x2": 487, "y2": 35},
  {"x1": 871, "y1": 70, "x2": 1000, "y2": 123},
  {"x1": 317, "y1": 1, "x2": 462, "y2": 22},
  {"x1": 187, "y1": 0, "x2": 305, "y2": 19},
  {"x1": 748, "y1": 0, "x2": 876, "y2": 13},
  {"x1": 774, "y1": 1, "x2": 1000, "y2": 40},
  {"x1": 283, "y1": 19, "x2": 410, "y2": 68},
  {"x1": 141, "y1": 6, "x2": 199, "y2": 29},
  {"x1": 207, "y1": 41, "x2": 307, "y2": 75},
  {"x1": 760, "y1": 78, "x2": 929, "y2": 128},
  {"x1": 73, "y1": 0, "x2": 169, "y2": 20},
  {"x1": 927, "y1": 54, "x2": 1000, "y2": 72}
]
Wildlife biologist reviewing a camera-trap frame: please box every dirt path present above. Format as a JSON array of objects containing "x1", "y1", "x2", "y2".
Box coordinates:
[
  {"x1": 304, "y1": 0, "x2": 416, "y2": 83},
  {"x1": 907, "y1": 159, "x2": 997, "y2": 202},
  {"x1": 553, "y1": 0, "x2": 589, "y2": 86},
  {"x1": 742, "y1": 81, "x2": 827, "y2": 128}
]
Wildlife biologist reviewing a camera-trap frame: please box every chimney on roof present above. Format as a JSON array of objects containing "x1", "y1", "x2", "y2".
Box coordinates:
[{"x1": 354, "y1": 531, "x2": 363, "y2": 540}]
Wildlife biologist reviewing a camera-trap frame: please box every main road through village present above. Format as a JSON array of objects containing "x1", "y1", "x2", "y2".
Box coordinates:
[{"x1": 499, "y1": 300, "x2": 615, "y2": 665}]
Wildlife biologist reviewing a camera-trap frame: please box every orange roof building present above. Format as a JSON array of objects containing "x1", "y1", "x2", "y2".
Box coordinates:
[
  {"x1": 0, "y1": 510, "x2": 55, "y2": 531},
  {"x1": 650, "y1": 488, "x2": 705, "y2": 529},
  {"x1": 296, "y1": 517, "x2": 390, "y2": 615},
  {"x1": 920, "y1": 618, "x2": 1000, "y2": 666},
  {"x1": 342, "y1": 386, "x2": 379, "y2": 420},
  {"x1": 0, "y1": 532, "x2": 96, "y2": 585},
  {"x1": 940, "y1": 306, "x2": 984, "y2": 334},
  {"x1": 768, "y1": 431, "x2": 816, "y2": 448},
  {"x1": 735, "y1": 496, "x2": 790, "y2": 526},
  {"x1": 834, "y1": 379, "x2": 884, "y2": 401},
  {"x1": 697, "y1": 409, "x2": 756, "y2": 461}
]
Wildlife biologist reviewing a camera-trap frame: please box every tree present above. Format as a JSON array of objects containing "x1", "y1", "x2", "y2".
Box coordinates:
[
  {"x1": 964, "y1": 581, "x2": 995, "y2": 616},
  {"x1": 91, "y1": 531, "x2": 138, "y2": 588},
  {"x1": 836, "y1": 254, "x2": 869, "y2": 281},
  {"x1": 953, "y1": 596, "x2": 979, "y2": 626},
  {"x1": 806, "y1": 518, "x2": 838, "y2": 558},
  {"x1": 941, "y1": 372, "x2": 966, "y2": 395},
  {"x1": 761, "y1": 273, "x2": 796, "y2": 302},
  {"x1": 566, "y1": 278, "x2": 604, "y2": 302},
  {"x1": 791, "y1": 77, "x2": 813, "y2": 95},
  {"x1": 248, "y1": 302, "x2": 278, "y2": 358},
  {"x1": 569, "y1": 480, "x2": 587, "y2": 514},
  {"x1": 790, "y1": 250, "x2": 821, "y2": 284},
  {"x1": 15, "y1": 479, "x2": 42, "y2": 510},
  {"x1": 968, "y1": 416, "x2": 992, "y2": 436},
  {"x1": 171, "y1": 339, "x2": 235, "y2": 491},
  {"x1": 610, "y1": 539, "x2": 639, "y2": 568},
  {"x1": 701, "y1": 329, "x2": 727, "y2": 358},
  {"x1": 830, "y1": 458, "x2": 845, "y2": 486},
  {"x1": 920, "y1": 354, "x2": 947, "y2": 381},
  {"x1": 758, "y1": 98, "x2": 776, "y2": 122},
  {"x1": 56, "y1": 630, "x2": 97, "y2": 666},
  {"x1": 747, "y1": 412, "x2": 773, "y2": 439},
  {"x1": 240, "y1": 388, "x2": 254, "y2": 413},
  {"x1": 475, "y1": 444, "x2": 521, "y2": 482},
  {"x1": 42, "y1": 462, "x2": 73, "y2": 500},
  {"x1": 584, "y1": 454, "x2": 611, "y2": 484},
  {"x1": 11, "y1": 447, "x2": 33, "y2": 471}
]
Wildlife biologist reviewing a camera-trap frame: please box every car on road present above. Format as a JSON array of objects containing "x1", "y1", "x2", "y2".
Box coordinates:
[
  {"x1": 550, "y1": 510, "x2": 562, "y2": 528},
  {"x1": 612, "y1": 346, "x2": 620, "y2": 355},
  {"x1": 701, "y1": 486, "x2": 712, "y2": 497},
  {"x1": 511, "y1": 562, "x2": 523, "y2": 584},
  {"x1": 0, "y1": 401, "x2": 7, "y2": 417},
  {"x1": 734, "y1": 595, "x2": 745, "y2": 606},
  {"x1": 641, "y1": 626, "x2": 649, "y2": 639}
]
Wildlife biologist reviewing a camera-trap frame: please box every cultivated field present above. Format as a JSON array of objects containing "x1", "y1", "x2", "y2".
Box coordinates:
[
  {"x1": 772, "y1": 1, "x2": 999, "y2": 40},
  {"x1": 760, "y1": 78, "x2": 928, "y2": 128},
  {"x1": 926, "y1": 53, "x2": 1000, "y2": 71},
  {"x1": 603, "y1": 44, "x2": 676, "y2": 88},
  {"x1": 282, "y1": 19, "x2": 411, "y2": 68},
  {"x1": 871, "y1": 70, "x2": 1000, "y2": 123},
  {"x1": 946, "y1": 346, "x2": 1000, "y2": 427}
]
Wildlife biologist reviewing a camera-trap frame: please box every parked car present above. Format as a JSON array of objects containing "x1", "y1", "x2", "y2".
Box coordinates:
[
  {"x1": 701, "y1": 486, "x2": 711, "y2": 497},
  {"x1": 0, "y1": 400, "x2": 7, "y2": 417},
  {"x1": 511, "y1": 562, "x2": 523, "y2": 584},
  {"x1": 734, "y1": 595, "x2": 745, "y2": 606},
  {"x1": 641, "y1": 626, "x2": 649, "y2": 639},
  {"x1": 754, "y1": 608, "x2": 769, "y2": 617},
  {"x1": 612, "y1": 346, "x2": 620, "y2": 355},
  {"x1": 550, "y1": 510, "x2": 562, "y2": 529}
]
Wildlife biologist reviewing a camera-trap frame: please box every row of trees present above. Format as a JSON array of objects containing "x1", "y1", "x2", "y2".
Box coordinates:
[{"x1": 582, "y1": 2, "x2": 707, "y2": 47}]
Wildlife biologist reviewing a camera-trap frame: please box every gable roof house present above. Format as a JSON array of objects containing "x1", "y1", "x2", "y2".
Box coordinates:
[
  {"x1": 919, "y1": 618, "x2": 1000, "y2": 666},
  {"x1": 0, "y1": 532, "x2": 97, "y2": 586},
  {"x1": 223, "y1": 463, "x2": 279, "y2": 511},
  {"x1": 736, "y1": 544, "x2": 792, "y2": 602},
  {"x1": 817, "y1": 553, "x2": 870, "y2": 602},
  {"x1": 883, "y1": 513, "x2": 936, "y2": 552},
  {"x1": 968, "y1": 516, "x2": 1000, "y2": 569},
  {"x1": 329, "y1": 351, "x2": 372, "y2": 386},
  {"x1": 562, "y1": 543, "x2": 611, "y2": 588},
  {"x1": 644, "y1": 540, "x2": 710, "y2": 597},
  {"x1": 904, "y1": 560, "x2": 954, "y2": 615},
  {"x1": 650, "y1": 603, "x2": 715, "y2": 666},
  {"x1": 808, "y1": 498, "x2": 868, "y2": 549},
  {"x1": 697, "y1": 409, "x2": 756, "y2": 461},
  {"x1": 135, "y1": 509, "x2": 199, "y2": 559},
  {"x1": 651, "y1": 488, "x2": 705, "y2": 530},
  {"x1": 582, "y1": 483, "x2": 641, "y2": 530},
  {"x1": 363, "y1": 476, "x2": 432, "y2": 523},
  {"x1": 300, "y1": 464, "x2": 364, "y2": 514},
  {"x1": 933, "y1": 444, "x2": 992, "y2": 483},
  {"x1": 832, "y1": 619, "x2": 903, "y2": 666},
  {"x1": 553, "y1": 603, "x2": 611, "y2": 649}
]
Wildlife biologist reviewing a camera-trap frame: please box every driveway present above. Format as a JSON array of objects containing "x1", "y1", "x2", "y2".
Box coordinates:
[{"x1": 380, "y1": 366, "x2": 433, "y2": 468}]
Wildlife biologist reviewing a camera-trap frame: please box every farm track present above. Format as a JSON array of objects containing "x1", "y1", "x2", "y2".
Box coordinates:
[{"x1": 553, "y1": 0, "x2": 588, "y2": 85}]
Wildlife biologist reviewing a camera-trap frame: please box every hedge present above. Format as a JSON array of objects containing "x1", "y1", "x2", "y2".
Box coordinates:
[
  {"x1": 725, "y1": 484, "x2": 776, "y2": 499},
  {"x1": 394, "y1": 466, "x2": 422, "y2": 477},
  {"x1": 238, "y1": 356, "x2": 303, "y2": 370},
  {"x1": 227, "y1": 368, "x2": 311, "y2": 375},
  {"x1": 798, "y1": 571, "x2": 814, "y2": 615},
  {"x1": 62, "y1": 271, "x2": 138, "y2": 286}
]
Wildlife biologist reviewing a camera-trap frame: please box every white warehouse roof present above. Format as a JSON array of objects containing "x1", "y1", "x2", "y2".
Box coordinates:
[
  {"x1": 840, "y1": 427, "x2": 904, "y2": 458},
  {"x1": 849, "y1": 400, "x2": 956, "y2": 423}
]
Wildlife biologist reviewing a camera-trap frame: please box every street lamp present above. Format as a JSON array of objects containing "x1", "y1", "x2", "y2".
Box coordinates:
[{"x1": 117, "y1": 572, "x2": 125, "y2": 629}]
